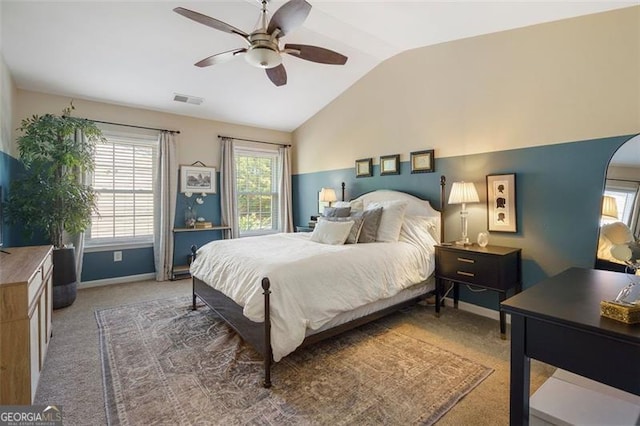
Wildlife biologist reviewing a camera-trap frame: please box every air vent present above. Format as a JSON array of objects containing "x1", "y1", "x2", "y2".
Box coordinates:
[{"x1": 173, "y1": 93, "x2": 204, "y2": 105}]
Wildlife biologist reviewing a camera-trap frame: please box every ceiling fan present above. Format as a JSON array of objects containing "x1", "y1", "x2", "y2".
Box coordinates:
[{"x1": 174, "y1": 0, "x2": 348, "y2": 87}]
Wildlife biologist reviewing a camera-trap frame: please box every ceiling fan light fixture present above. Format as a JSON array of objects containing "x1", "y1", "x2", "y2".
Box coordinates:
[{"x1": 245, "y1": 46, "x2": 282, "y2": 69}]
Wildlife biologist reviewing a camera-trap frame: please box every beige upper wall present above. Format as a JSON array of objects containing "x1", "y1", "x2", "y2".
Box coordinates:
[
  {"x1": 0, "y1": 53, "x2": 16, "y2": 156},
  {"x1": 13, "y1": 90, "x2": 292, "y2": 168},
  {"x1": 293, "y1": 6, "x2": 640, "y2": 175}
]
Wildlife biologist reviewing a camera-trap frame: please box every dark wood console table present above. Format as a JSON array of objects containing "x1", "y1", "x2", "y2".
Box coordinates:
[{"x1": 501, "y1": 267, "x2": 640, "y2": 425}]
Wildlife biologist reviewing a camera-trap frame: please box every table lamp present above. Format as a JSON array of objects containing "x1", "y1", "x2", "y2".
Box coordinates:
[
  {"x1": 448, "y1": 181, "x2": 480, "y2": 246},
  {"x1": 319, "y1": 187, "x2": 337, "y2": 207}
]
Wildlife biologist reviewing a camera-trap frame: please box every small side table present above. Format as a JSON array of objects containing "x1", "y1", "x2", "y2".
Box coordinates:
[{"x1": 434, "y1": 243, "x2": 522, "y2": 338}]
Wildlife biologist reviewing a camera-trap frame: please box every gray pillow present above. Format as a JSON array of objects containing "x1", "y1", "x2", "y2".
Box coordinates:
[
  {"x1": 320, "y1": 216, "x2": 364, "y2": 244},
  {"x1": 323, "y1": 206, "x2": 351, "y2": 217},
  {"x1": 356, "y1": 207, "x2": 383, "y2": 243}
]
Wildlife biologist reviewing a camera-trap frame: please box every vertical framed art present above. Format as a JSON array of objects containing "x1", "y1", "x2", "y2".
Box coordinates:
[{"x1": 487, "y1": 173, "x2": 517, "y2": 232}]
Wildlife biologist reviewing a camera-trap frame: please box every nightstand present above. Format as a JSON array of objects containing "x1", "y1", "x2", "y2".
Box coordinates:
[
  {"x1": 295, "y1": 225, "x2": 314, "y2": 232},
  {"x1": 435, "y1": 243, "x2": 522, "y2": 338}
]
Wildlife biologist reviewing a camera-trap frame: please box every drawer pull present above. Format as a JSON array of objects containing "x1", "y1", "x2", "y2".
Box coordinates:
[
  {"x1": 457, "y1": 271, "x2": 475, "y2": 277},
  {"x1": 457, "y1": 257, "x2": 475, "y2": 264}
]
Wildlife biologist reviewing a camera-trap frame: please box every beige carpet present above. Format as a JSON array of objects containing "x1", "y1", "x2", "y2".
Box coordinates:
[
  {"x1": 35, "y1": 279, "x2": 555, "y2": 425},
  {"x1": 96, "y1": 297, "x2": 493, "y2": 425}
]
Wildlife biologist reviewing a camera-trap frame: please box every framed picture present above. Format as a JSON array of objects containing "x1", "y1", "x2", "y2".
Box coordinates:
[
  {"x1": 410, "y1": 149, "x2": 435, "y2": 173},
  {"x1": 487, "y1": 173, "x2": 517, "y2": 232},
  {"x1": 380, "y1": 154, "x2": 400, "y2": 176},
  {"x1": 355, "y1": 158, "x2": 373, "y2": 178},
  {"x1": 180, "y1": 165, "x2": 217, "y2": 193}
]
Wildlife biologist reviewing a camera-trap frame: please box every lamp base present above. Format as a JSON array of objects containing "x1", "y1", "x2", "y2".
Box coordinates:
[{"x1": 454, "y1": 240, "x2": 473, "y2": 246}]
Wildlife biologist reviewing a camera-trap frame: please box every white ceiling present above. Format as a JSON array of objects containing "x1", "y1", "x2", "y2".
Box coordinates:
[{"x1": 1, "y1": 1, "x2": 635, "y2": 132}]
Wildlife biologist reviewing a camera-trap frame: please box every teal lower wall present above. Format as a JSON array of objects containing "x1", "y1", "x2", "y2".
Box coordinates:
[
  {"x1": 81, "y1": 246, "x2": 155, "y2": 282},
  {"x1": 292, "y1": 135, "x2": 635, "y2": 310}
]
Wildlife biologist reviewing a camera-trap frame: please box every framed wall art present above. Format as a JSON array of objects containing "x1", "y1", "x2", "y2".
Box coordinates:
[
  {"x1": 380, "y1": 154, "x2": 400, "y2": 176},
  {"x1": 180, "y1": 165, "x2": 217, "y2": 194},
  {"x1": 355, "y1": 158, "x2": 373, "y2": 178},
  {"x1": 410, "y1": 149, "x2": 435, "y2": 173},
  {"x1": 487, "y1": 173, "x2": 517, "y2": 232}
]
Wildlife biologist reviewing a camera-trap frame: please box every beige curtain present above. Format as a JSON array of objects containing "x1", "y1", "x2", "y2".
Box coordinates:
[
  {"x1": 279, "y1": 146, "x2": 293, "y2": 233},
  {"x1": 154, "y1": 131, "x2": 177, "y2": 281},
  {"x1": 220, "y1": 137, "x2": 239, "y2": 238}
]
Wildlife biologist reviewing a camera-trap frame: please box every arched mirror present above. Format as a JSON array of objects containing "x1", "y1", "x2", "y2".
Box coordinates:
[{"x1": 595, "y1": 134, "x2": 640, "y2": 272}]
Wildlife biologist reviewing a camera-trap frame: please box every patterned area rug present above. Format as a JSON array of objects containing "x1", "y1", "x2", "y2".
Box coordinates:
[{"x1": 96, "y1": 297, "x2": 492, "y2": 425}]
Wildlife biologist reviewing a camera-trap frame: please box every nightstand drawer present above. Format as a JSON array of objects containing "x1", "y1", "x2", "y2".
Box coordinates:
[{"x1": 435, "y1": 246, "x2": 520, "y2": 291}]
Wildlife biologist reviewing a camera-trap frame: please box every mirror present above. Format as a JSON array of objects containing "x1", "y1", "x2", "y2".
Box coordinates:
[{"x1": 595, "y1": 134, "x2": 640, "y2": 272}]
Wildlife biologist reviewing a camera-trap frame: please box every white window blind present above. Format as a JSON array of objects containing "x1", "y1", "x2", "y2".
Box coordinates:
[
  {"x1": 87, "y1": 133, "x2": 158, "y2": 246},
  {"x1": 234, "y1": 146, "x2": 281, "y2": 236}
]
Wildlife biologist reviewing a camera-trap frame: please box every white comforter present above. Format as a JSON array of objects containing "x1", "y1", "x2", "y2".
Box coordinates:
[{"x1": 190, "y1": 232, "x2": 435, "y2": 361}]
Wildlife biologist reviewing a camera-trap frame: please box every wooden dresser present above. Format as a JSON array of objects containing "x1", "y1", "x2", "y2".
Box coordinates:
[{"x1": 0, "y1": 245, "x2": 54, "y2": 404}]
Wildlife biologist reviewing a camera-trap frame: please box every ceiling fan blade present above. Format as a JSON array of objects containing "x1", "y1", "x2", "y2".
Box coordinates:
[
  {"x1": 267, "y1": 0, "x2": 312, "y2": 37},
  {"x1": 195, "y1": 48, "x2": 247, "y2": 68},
  {"x1": 173, "y1": 7, "x2": 249, "y2": 41},
  {"x1": 284, "y1": 44, "x2": 348, "y2": 65},
  {"x1": 266, "y1": 64, "x2": 287, "y2": 87}
]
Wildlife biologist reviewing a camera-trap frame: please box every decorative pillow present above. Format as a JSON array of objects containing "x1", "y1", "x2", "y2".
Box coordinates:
[
  {"x1": 349, "y1": 199, "x2": 364, "y2": 213},
  {"x1": 366, "y1": 200, "x2": 409, "y2": 242},
  {"x1": 319, "y1": 216, "x2": 364, "y2": 244},
  {"x1": 356, "y1": 207, "x2": 383, "y2": 243},
  {"x1": 332, "y1": 201, "x2": 350, "y2": 208},
  {"x1": 323, "y1": 206, "x2": 351, "y2": 217},
  {"x1": 310, "y1": 220, "x2": 354, "y2": 245}
]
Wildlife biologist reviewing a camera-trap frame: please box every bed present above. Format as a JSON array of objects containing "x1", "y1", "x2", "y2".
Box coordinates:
[{"x1": 190, "y1": 179, "x2": 446, "y2": 387}]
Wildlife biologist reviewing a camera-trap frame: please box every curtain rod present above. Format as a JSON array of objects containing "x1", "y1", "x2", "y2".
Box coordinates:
[
  {"x1": 218, "y1": 135, "x2": 291, "y2": 148},
  {"x1": 88, "y1": 119, "x2": 180, "y2": 134}
]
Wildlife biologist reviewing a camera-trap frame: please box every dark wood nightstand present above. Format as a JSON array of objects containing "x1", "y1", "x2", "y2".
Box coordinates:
[{"x1": 435, "y1": 243, "x2": 522, "y2": 338}]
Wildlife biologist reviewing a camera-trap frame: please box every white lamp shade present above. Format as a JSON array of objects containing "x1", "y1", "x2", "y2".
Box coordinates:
[
  {"x1": 448, "y1": 182, "x2": 480, "y2": 205},
  {"x1": 319, "y1": 188, "x2": 337, "y2": 203},
  {"x1": 602, "y1": 195, "x2": 619, "y2": 220}
]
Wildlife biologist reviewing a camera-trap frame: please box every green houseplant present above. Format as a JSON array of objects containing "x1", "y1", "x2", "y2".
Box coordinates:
[{"x1": 6, "y1": 104, "x2": 105, "y2": 308}]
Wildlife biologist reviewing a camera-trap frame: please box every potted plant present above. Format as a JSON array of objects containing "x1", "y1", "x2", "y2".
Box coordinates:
[{"x1": 6, "y1": 103, "x2": 105, "y2": 308}]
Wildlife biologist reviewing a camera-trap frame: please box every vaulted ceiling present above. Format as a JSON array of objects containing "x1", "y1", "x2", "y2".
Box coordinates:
[{"x1": 1, "y1": 1, "x2": 634, "y2": 132}]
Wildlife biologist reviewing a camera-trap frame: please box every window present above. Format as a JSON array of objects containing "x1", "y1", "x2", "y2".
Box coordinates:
[
  {"x1": 604, "y1": 179, "x2": 640, "y2": 232},
  {"x1": 234, "y1": 146, "x2": 281, "y2": 236},
  {"x1": 87, "y1": 133, "x2": 158, "y2": 246}
]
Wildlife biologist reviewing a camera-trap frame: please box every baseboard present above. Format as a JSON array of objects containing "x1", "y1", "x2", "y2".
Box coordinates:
[
  {"x1": 443, "y1": 297, "x2": 511, "y2": 325},
  {"x1": 80, "y1": 273, "x2": 156, "y2": 288}
]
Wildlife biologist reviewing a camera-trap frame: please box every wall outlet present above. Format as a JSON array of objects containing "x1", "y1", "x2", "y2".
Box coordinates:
[{"x1": 113, "y1": 251, "x2": 122, "y2": 262}]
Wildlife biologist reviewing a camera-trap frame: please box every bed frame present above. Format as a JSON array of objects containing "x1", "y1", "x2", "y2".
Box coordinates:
[{"x1": 192, "y1": 176, "x2": 447, "y2": 387}]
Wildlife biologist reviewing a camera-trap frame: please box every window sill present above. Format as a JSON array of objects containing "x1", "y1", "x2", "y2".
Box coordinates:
[{"x1": 84, "y1": 241, "x2": 153, "y2": 253}]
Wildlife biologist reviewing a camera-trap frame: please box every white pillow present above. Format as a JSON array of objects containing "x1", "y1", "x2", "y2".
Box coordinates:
[
  {"x1": 349, "y1": 199, "x2": 364, "y2": 213},
  {"x1": 310, "y1": 220, "x2": 354, "y2": 245},
  {"x1": 332, "y1": 201, "x2": 350, "y2": 208},
  {"x1": 366, "y1": 200, "x2": 408, "y2": 242}
]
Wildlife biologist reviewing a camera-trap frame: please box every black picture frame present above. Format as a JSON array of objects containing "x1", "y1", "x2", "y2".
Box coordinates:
[
  {"x1": 380, "y1": 154, "x2": 400, "y2": 176},
  {"x1": 487, "y1": 173, "x2": 517, "y2": 233},
  {"x1": 410, "y1": 149, "x2": 435, "y2": 173},
  {"x1": 355, "y1": 158, "x2": 373, "y2": 178}
]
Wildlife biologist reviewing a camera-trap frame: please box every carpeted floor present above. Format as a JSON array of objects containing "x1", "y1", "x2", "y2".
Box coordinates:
[
  {"x1": 96, "y1": 297, "x2": 493, "y2": 425},
  {"x1": 35, "y1": 279, "x2": 555, "y2": 425}
]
